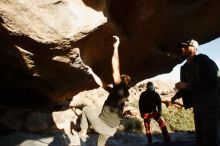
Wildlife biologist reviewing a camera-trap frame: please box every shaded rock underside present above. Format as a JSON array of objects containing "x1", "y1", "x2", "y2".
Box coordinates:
[{"x1": 0, "y1": 0, "x2": 220, "y2": 105}]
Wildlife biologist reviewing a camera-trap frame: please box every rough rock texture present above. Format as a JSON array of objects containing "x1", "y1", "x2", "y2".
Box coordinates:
[
  {"x1": 0, "y1": 79, "x2": 195, "y2": 146},
  {"x1": 1, "y1": 0, "x2": 220, "y2": 103}
]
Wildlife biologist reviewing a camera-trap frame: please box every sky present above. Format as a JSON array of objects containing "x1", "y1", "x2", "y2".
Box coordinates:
[{"x1": 153, "y1": 37, "x2": 220, "y2": 81}]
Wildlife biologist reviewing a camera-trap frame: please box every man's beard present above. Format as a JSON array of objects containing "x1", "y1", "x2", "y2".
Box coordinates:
[{"x1": 181, "y1": 51, "x2": 191, "y2": 60}]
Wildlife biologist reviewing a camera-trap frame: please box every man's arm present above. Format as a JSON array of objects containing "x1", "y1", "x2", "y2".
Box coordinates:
[
  {"x1": 112, "y1": 35, "x2": 122, "y2": 85},
  {"x1": 156, "y1": 93, "x2": 162, "y2": 117},
  {"x1": 87, "y1": 67, "x2": 104, "y2": 87},
  {"x1": 87, "y1": 67, "x2": 111, "y2": 91},
  {"x1": 139, "y1": 93, "x2": 144, "y2": 115},
  {"x1": 171, "y1": 90, "x2": 183, "y2": 103},
  {"x1": 86, "y1": 36, "x2": 122, "y2": 90}
]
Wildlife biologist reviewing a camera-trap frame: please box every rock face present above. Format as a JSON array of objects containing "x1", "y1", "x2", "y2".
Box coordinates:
[
  {"x1": 1, "y1": 0, "x2": 220, "y2": 103},
  {"x1": 0, "y1": 79, "x2": 195, "y2": 146}
]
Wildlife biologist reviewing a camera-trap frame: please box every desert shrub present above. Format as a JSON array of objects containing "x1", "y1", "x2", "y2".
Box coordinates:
[
  {"x1": 119, "y1": 117, "x2": 143, "y2": 133},
  {"x1": 119, "y1": 106, "x2": 195, "y2": 134},
  {"x1": 162, "y1": 106, "x2": 195, "y2": 132}
]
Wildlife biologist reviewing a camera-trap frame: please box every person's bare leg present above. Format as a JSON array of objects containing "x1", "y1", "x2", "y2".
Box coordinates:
[
  {"x1": 79, "y1": 129, "x2": 88, "y2": 138},
  {"x1": 79, "y1": 106, "x2": 89, "y2": 139},
  {"x1": 145, "y1": 120, "x2": 152, "y2": 144},
  {"x1": 157, "y1": 117, "x2": 171, "y2": 143},
  {"x1": 97, "y1": 134, "x2": 110, "y2": 146}
]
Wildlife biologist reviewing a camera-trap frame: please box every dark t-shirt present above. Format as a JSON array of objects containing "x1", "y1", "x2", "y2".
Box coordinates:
[
  {"x1": 99, "y1": 82, "x2": 129, "y2": 128},
  {"x1": 139, "y1": 90, "x2": 161, "y2": 114},
  {"x1": 181, "y1": 54, "x2": 219, "y2": 111}
]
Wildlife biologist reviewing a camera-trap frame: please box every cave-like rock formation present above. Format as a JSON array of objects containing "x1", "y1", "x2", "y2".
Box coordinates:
[{"x1": 1, "y1": 0, "x2": 220, "y2": 104}]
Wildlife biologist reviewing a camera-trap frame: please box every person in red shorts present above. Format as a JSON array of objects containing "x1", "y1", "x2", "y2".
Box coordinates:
[{"x1": 139, "y1": 82, "x2": 170, "y2": 144}]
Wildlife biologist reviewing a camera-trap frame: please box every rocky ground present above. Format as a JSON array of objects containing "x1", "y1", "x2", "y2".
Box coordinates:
[
  {"x1": 0, "y1": 131, "x2": 196, "y2": 146},
  {"x1": 0, "y1": 79, "x2": 196, "y2": 146}
]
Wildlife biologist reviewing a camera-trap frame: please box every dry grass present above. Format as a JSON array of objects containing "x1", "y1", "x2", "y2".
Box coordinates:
[{"x1": 162, "y1": 106, "x2": 195, "y2": 132}]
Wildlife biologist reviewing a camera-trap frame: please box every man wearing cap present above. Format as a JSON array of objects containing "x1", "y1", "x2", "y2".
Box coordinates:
[
  {"x1": 139, "y1": 82, "x2": 170, "y2": 144},
  {"x1": 171, "y1": 39, "x2": 220, "y2": 146}
]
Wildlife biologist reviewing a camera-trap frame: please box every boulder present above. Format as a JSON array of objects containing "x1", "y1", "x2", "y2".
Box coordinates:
[{"x1": 0, "y1": 0, "x2": 220, "y2": 104}]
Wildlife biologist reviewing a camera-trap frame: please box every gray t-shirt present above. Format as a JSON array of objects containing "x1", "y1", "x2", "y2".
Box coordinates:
[{"x1": 99, "y1": 82, "x2": 129, "y2": 128}]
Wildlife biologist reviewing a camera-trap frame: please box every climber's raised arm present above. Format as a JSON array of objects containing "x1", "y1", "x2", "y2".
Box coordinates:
[{"x1": 112, "y1": 35, "x2": 122, "y2": 85}]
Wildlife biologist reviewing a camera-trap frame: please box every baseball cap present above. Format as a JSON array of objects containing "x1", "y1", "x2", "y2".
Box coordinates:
[{"x1": 181, "y1": 39, "x2": 199, "y2": 49}]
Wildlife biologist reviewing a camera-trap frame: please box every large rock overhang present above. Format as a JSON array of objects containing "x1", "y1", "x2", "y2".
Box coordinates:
[{"x1": 0, "y1": 0, "x2": 220, "y2": 104}]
